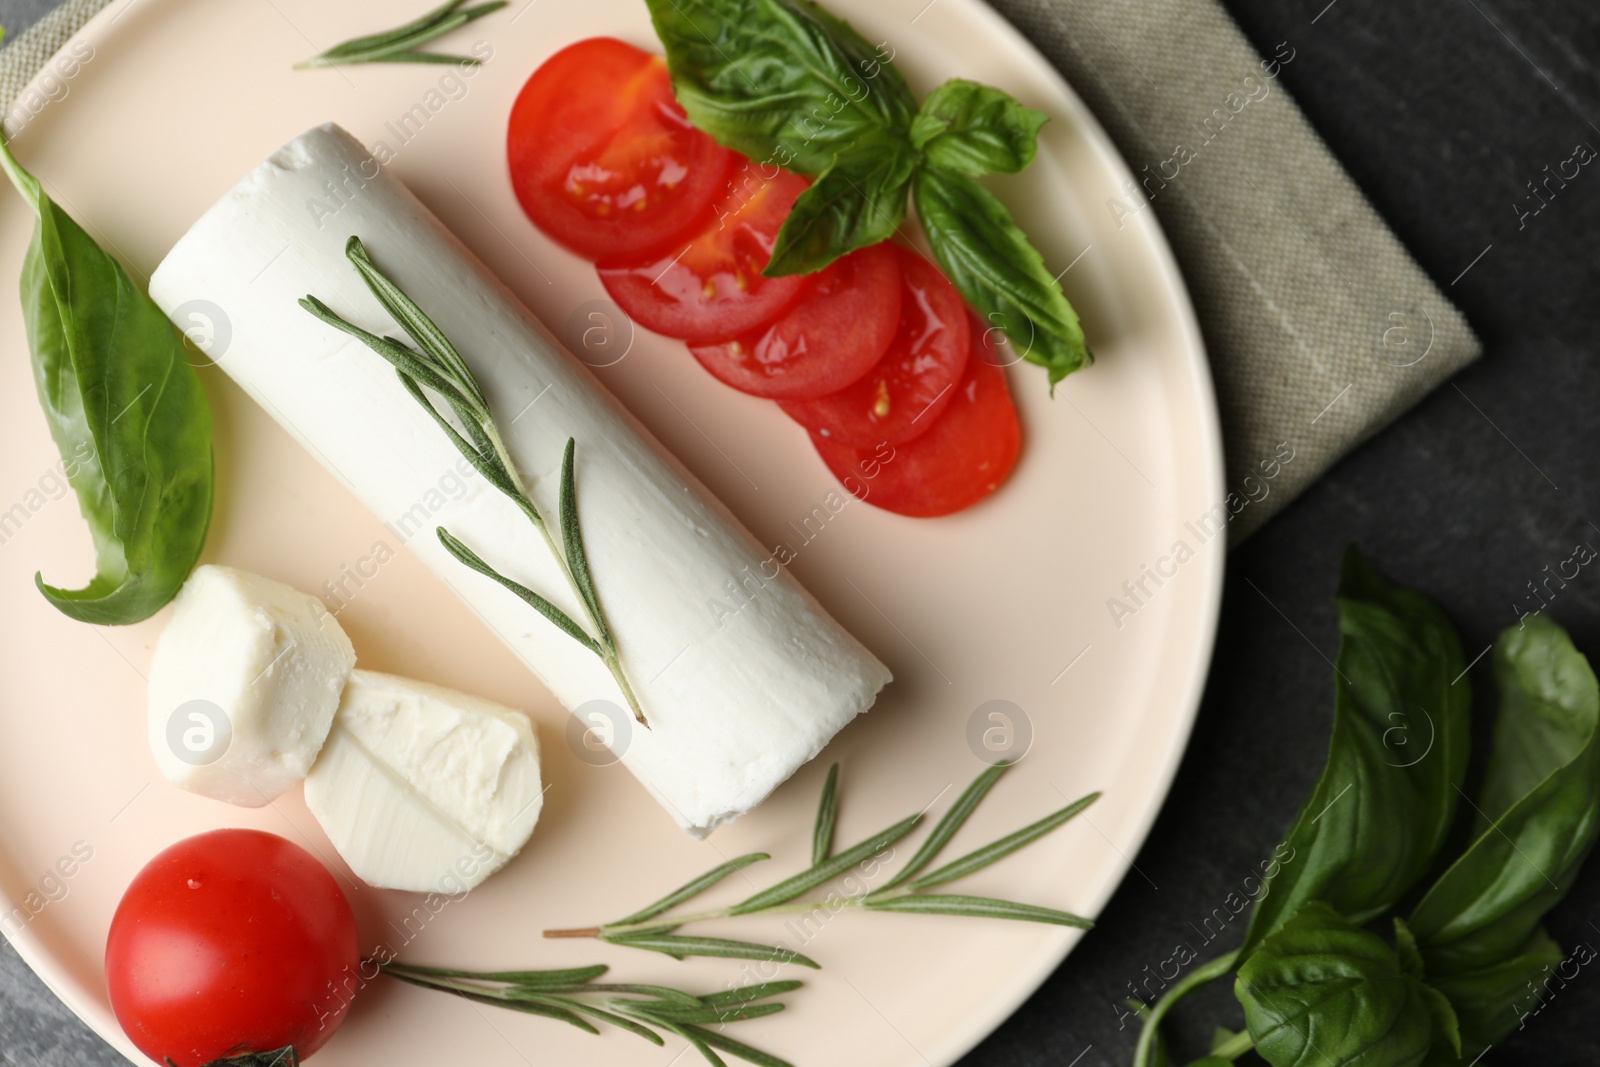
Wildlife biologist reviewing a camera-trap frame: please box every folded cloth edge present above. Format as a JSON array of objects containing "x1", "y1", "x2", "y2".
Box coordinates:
[{"x1": 987, "y1": 0, "x2": 1481, "y2": 542}]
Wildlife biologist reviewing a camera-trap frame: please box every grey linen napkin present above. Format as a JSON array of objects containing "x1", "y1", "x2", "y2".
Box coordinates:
[
  {"x1": 2, "y1": 0, "x2": 1480, "y2": 540},
  {"x1": 988, "y1": 0, "x2": 1480, "y2": 539}
]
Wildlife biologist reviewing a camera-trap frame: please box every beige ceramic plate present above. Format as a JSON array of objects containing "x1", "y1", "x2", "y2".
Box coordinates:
[{"x1": 0, "y1": 0, "x2": 1224, "y2": 1063}]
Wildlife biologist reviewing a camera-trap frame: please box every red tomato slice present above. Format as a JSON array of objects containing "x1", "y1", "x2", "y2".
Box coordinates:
[
  {"x1": 106, "y1": 829, "x2": 360, "y2": 1066},
  {"x1": 508, "y1": 37, "x2": 733, "y2": 262},
  {"x1": 813, "y1": 320, "x2": 1022, "y2": 517},
  {"x1": 780, "y1": 246, "x2": 970, "y2": 447},
  {"x1": 598, "y1": 159, "x2": 811, "y2": 342},
  {"x1": 687, "y1": 241, "x2": 902, "y2": 399}
]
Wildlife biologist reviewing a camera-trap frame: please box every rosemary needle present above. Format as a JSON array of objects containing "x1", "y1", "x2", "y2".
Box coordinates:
[
  {"x1": 296, "y1": 0, "x2": 507, "y2": 70},
  {"x1": 300, "y1": 236, "x2": 650, "y2": 728}
]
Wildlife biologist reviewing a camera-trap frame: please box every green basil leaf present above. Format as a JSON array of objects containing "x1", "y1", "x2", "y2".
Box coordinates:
[
  {"x1": 1408, "y1": 615, "x2": 1599, "y2": 970},
  {"x1": 910, "y1": 79, "x2": 1048, "y2": 175},
  {"x1": 912, "y1": 166, "x2": 1089, "y2": 389},
  {"x1": 796, "y1": 0, "x2": 916, "y2": 122},
  {"x1": 1419, "y1": 983, "x2": 1462, "y2": 1058},
  {"x1": 765, "y1": 129, "x2": 916, "y2": 276},
  {"x1": 1477, "y1": 614, "x2": 1600, "y2": 827},
  {"x1": 1394, "y1": 917, "x2": 1427, "y2": 980},
  {"x1": 1236, "y1": 548, "x2": 1470, "y2": 962},
  {"x1": 1425, "y1": 925, "x2": 1565, "y2": 1052},
  {"x1": 643, "y1": 0, "x2": 916, "y2": 176},
  {"x1": 1, "y1": 139, "x2": 212, "y2": 625},
  {"x1": 1235, "y1": 902, "x2": 1448, "y2": 1067}
]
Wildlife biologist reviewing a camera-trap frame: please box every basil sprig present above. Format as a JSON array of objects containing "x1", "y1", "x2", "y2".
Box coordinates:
[
  {"x1": 1233, "y1": 548, "x2": 1472, "y2": 961},
  {"x1": 0, "y1": 137, "x2": 212, "y2": 625},
  {"x1": 1130, "y1": 550, "x2": 1600, "y2": 1067},
  {"x1": 643, "y1": 0, "x2": 1091, "y2": 389}
]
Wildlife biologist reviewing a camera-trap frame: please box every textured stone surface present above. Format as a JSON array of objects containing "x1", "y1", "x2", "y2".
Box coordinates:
[{"x1": 0, "y1": 0, "x2": 1596, "y2": 1064}]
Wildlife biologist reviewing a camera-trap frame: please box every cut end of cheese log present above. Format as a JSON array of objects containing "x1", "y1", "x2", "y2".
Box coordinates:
[
  {"x1": 305, "y1": 670, "x2": 542, "y2": 893},
  {"x1": 147, "y1": 565, "x2": 355, "y2": 807},
  {"x1": 149, "y1": 123, "x2": 891, "y2": 835}
]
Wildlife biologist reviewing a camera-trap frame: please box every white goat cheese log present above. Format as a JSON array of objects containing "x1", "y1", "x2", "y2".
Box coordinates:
[{"x1": 149, "y1": 123, "x2": 891, "y2": 835}]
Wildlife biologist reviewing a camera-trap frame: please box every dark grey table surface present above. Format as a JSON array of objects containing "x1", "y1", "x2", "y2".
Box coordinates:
[{"x1": 0, "y1": 0, "x2": 1596, "y2": 1064}]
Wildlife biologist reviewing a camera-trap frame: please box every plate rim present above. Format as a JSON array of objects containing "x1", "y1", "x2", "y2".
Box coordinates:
[{"x1": 0, "y1": 0, "x2": 1227, "y2": 1062}]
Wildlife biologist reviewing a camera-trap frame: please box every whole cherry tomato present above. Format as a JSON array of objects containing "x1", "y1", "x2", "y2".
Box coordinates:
[{"x1": 106, "y1": 829, "x2": 360, "y2": 1066}]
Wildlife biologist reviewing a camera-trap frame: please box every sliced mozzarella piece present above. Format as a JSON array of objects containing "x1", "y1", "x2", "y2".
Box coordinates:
[
  {"x1": 149, "y1": 124, "x2": 892, "y2": 836},
  {"x1": 147, "y1": 564, "x2": 354, "y2": 806},
  {"x1": 304, "y1": 670, "x2": 542, "y2": 892}
]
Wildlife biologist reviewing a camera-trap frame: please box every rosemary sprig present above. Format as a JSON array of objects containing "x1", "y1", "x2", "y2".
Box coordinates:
[
  {"x1": 296, "y1": 0, "x2": 506, "y2": 69},
  {"x1": 300, "y1": 236, "x2": 648, "y2": 726},
  {"x1": 545, "y1": 762, "x2": 1100, "y2": 962},
  {"x1": 379, "y1": 959, "x2": 799, "y2": 1067}
]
